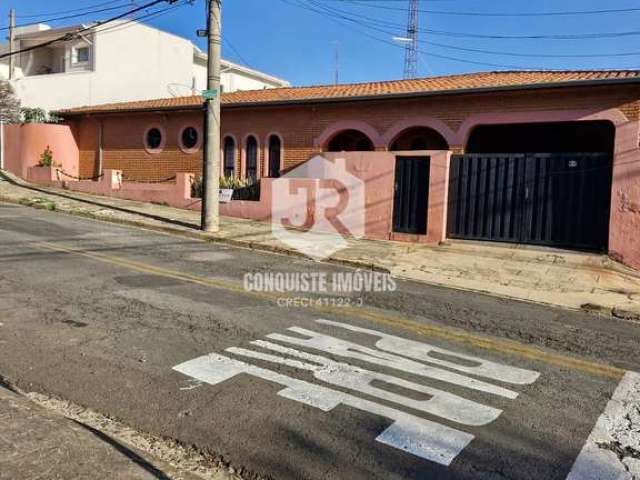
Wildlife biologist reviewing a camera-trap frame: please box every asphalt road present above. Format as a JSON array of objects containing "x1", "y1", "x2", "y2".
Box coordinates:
[{"x1": 0, "y1": 202, "x2": 639, "y2": 480}]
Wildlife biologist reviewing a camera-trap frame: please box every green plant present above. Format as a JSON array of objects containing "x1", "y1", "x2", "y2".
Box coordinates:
[
  {"x1": 191, "y1": 175, "x2": 257, "y2": 199},
  {"x1": 38, "y1": 146, "x2": 55, "y2": 167},
  {"x1": 19, "y1": 197, "x2": 56, "y2": 210},
  {"x1": 220, "y1": 176, "x2": 250, "y2": 189},
  {"x1": 0, "y1": 80, "x2": 20, "y2": 124},
  {"x1": 20, "y1": 107, "x2": 61, "y2": 124}
]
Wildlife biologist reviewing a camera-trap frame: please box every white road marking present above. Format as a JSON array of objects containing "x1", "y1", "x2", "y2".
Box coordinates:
[
  {"x1": 566, "y1": 371, "x2": 640, "y2": 480},
  {"x1": 227, "y1": 340, "x2": 503, "y2": 426},
  {"x1": 188, "y1": 251, "x2": 233, "y2": 262},
  {"x1": 173, "y1": 321, "x2": 541, "y2": 467},
  {"x1": 173, "y1": 353, "x2": 474, "y2": 466},
  {"x1": 179, "y1": 379, "x2": 205, "y2": 391},
  {"x1": 267, "y1": 327, "x2": 521, "y2": 398},
  {"x1": 316, "y1": 319, "x2": 540, "y2": 385}
]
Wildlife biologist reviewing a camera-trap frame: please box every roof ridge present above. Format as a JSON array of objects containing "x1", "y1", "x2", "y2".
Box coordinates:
[
  {"x1": 255, "y1": 69, "x2": 640, "y2": 93},
  {"x1": 58, "y1": 70, "x2": 640, "y2": 115}
]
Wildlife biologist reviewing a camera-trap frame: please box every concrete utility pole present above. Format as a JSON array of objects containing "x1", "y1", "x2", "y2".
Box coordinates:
[
  {"x1": 201, "y1": 0, "x2": 221, "y2": 232},
  {"x1": 8, "y1": 9, "x2": 16, "y2": 80}
]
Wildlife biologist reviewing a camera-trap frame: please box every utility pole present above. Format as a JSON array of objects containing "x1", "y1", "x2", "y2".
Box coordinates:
[
  {"x1": 403, "y1": 0, "x2": 419, "y2": 79},
  {"x1": 8, "y1": 9, "x2": 16, "y2": 80},
  {"x1": 201, "y1": 0, "x2": 221, "y2": 232}
]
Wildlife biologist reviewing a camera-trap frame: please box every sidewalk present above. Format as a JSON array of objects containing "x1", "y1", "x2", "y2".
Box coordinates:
[
  {"x1": 0, "y1": 384, "x2": 200, "y2": 480},
  {"x1": 1, "y1": 170, "x2": 639, "y2": 319}
]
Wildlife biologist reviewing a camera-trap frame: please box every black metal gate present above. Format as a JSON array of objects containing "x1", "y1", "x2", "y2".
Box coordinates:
[
  {"x1": 393, "y1": 156, "x2": 430, "y2": 234},
  {"x1": 447, "y1": 152, "x2": 613, "y2": 251}
]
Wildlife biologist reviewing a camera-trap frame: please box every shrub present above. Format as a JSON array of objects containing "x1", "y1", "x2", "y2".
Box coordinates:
[
  {"x1": 191, "y1": 175, "x2": 259, "y2": 200},
  {"x1": 20, "y1": 107, "x2": 61, "y2": 124},
  {"x1": 0, "y1": 80, "x2": 20, "y2": 123},
  {"x1": 38, "y1": 146, "x2": 55, "y2": 167}
]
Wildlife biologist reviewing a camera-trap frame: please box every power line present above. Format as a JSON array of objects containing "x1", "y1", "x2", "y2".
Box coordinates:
[
  {"x1": 290, "y1": 0, "x2": 640, "y2": 70},
  {"x1": 223, "y1": 38, "x2": 253, "y2": 68},
  {"x1": 282, "y1": 0, "x2": 543, "y2": 70},
  {"x1": 423, "y1": 40, "x2": 640, "y2": 59},
  {"x1": 425, "y1": 28, "x2": 640, "y2": 41},
  {"x1": 16, "y1": 0, "x2": 131, "y2": 19},
  {"x1": 0, "y1": 0, "x2": 180, "y2": 60},
  {"x1": 0, "y1": 3, "x2": 137, "y2": 32},
  {"x1": 304, "y1": 0, "x2": 640, "y2": 59},
  {"x1": 91, "y1": 1, "x2": 191, "y2": 36},
  {"x1": 311, "y1": 0, "x2": 640, "y2": 40},
  {"x1": 331, "y1": 0, "x2": 640, "y2": 18}
]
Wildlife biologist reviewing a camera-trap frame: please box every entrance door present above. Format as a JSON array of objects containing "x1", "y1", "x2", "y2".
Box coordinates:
[
  {"x1": 447, "y1": 152, "x2": 613, "y2": 251},
  {"x1": 393, "y1": 156, "x2": 430, "y2": 234}
]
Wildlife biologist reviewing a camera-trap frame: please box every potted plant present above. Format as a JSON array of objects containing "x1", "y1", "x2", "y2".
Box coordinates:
[
  {"x1": 38, "y1": 145, "x2": 56, "y2": 168},
  {"x1": 28, "y1": 145, "x2": 60, "y2": 183},
  {"x1": 219, "y1": 175, "x2": 242, "y2": 202},
  {"x1": 191, "y1": 176, "x2": 255, "y2": 202}
]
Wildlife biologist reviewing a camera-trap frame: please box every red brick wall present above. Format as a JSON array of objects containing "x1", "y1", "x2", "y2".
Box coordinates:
[
  {"x1": 73, "y1": 118, "x2": 99, "y2": 178},
  {"x1": 68, "y1": 84, "x2": 640, "y2": 180}
]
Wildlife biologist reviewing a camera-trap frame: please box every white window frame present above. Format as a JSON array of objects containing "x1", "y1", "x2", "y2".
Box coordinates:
[{"x1": 71, "y1": 46, "x2": 90, "y2": 65}]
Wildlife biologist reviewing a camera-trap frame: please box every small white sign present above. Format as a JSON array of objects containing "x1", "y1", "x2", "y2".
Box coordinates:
[{"x1": 219, "y1": 189, "x2": 233, "y2": 203}]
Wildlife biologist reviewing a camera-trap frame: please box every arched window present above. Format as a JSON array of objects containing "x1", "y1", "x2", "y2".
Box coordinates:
[
  {"x1": 268, "y1": 135, "x2": 282, "y2": 178},
  {"x1": 390, "y1": 126, "x2": 449, "y2": 151},
  {"x1": 245, "y1": 136, "x2": 258, "y2": 181},
  {"x1": 327, "y1": 129, "x2": 374, "y2": 152},
  {"x1": 223, "y1": 136, "x2": 235, "y2": 177}
]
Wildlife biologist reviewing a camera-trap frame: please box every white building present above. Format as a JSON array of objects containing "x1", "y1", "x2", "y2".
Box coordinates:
[{"x1": 1, "y1": 20, "x2": 289, "y2": 112}]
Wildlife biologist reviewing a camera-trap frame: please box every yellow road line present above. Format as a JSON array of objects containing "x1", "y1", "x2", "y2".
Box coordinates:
[{"x1": 37, "y1": 241, "x2": 626, "y2": 380}]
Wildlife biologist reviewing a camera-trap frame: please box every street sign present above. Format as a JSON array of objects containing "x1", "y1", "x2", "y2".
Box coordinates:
[
  {"x1": 202, "y1": 89, "x2": 218, "y2": 100},
  {"x1": 196, "y1": 29, "x2": 208, "y2": 37}
]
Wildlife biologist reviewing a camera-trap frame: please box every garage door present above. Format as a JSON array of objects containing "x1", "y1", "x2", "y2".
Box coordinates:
[{"x1": 446, "y1": 152, "x2": 613, "y2": 251}]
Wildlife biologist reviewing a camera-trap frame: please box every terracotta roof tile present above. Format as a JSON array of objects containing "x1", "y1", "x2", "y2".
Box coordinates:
[{"x1": 59, "y1": 70, "x2": 640, "y2": 115}]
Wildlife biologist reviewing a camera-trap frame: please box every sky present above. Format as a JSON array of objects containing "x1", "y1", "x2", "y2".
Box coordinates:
[{"x1": 3, "y1": 0, "x2": 640, "y2": 86}]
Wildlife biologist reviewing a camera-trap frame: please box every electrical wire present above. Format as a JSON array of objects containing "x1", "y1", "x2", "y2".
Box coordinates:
[
  {"x1": 90, "y1": 0, "x2": 191, "y2": 36},
  {"x1": 0, "y1": 0, "x2": 180, "y2": 60},
  {"x1": 304, "y1": 0, "x2": 640, "y2": 59},
  {"x1": 309, "y1": 0, "x2": 640, "y2": 40},
  {"x1": 16, "y1": 0, "x2": 129, "y2": 18},
  {"x1": 281, "y1": 0, "x2": 542, "y2": 69},
  {"x1": 330, "y1": 0, "x2": 640, "y2": 18},
  {"x1": 0, "y1": 3, "x2": 137, "y2": 32},
  {"x1": 224, "y1": 38, "x2": 253, "y2": 68}
]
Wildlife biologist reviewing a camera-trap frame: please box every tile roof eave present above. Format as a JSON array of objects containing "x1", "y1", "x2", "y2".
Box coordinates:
[
  {"x1": 58, "y1": 75, "x2": 640, "y2": 116},
  {"x1": 59, "y1": 104, "x2": 204, "y2": 117},
  {"x1": 222, "y1": 76, "x2": 640, "y2": 108}
]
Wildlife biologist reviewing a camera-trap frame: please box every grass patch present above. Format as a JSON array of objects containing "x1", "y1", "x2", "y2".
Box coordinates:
[{"x1": 19, "y1": 197, "x2": 56, "y2": 211}]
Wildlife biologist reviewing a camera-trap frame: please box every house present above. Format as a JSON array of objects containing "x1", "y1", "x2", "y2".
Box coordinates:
[
  {"x1": 0, "y1": 20, "x2": 289, "y2": 111},
  {"x1": 4, "y1": 70, "x2": 640, "y2": 272}
]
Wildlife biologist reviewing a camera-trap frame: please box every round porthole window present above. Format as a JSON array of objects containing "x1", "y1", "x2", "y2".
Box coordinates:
[
  {"x1": 146, "y1": 128, "x2": 163, "y2": 150},
  {"x1": 181, "y1": 126, "x2": 199, "y2": 151}
]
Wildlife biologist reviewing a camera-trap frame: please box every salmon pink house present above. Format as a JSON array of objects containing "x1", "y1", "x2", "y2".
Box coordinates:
[{"x1": 4, "y1": 69, "x2": 640, "y2": 270}]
